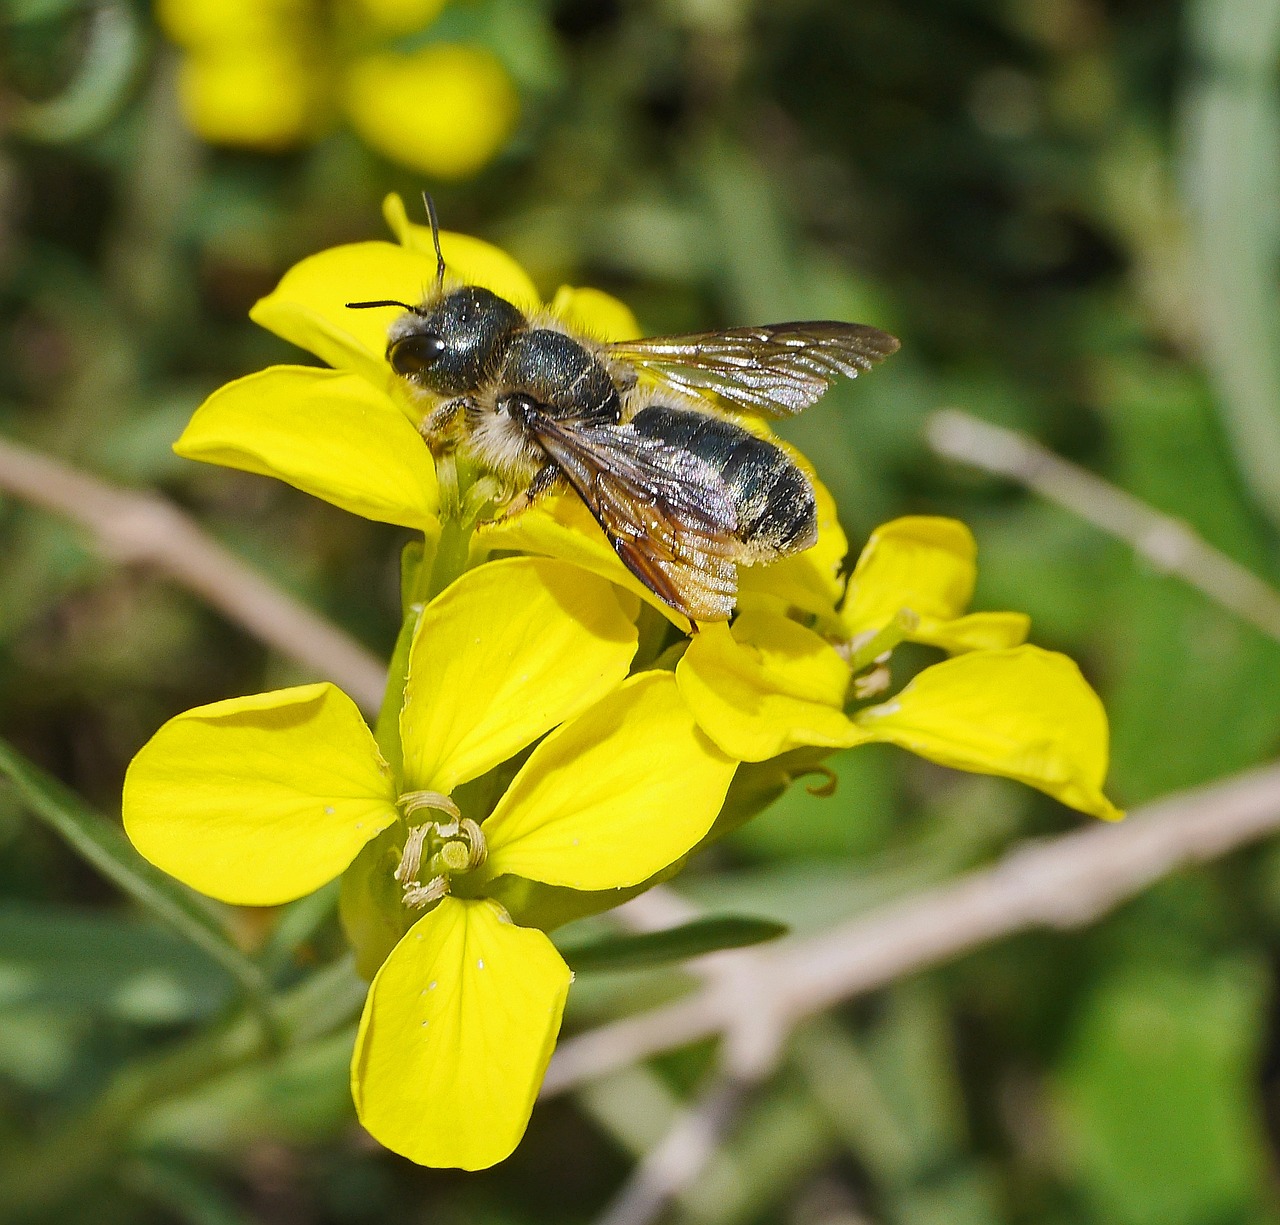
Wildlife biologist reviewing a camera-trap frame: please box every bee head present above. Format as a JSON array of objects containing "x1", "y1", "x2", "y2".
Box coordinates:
[
  {"x1": 345, "y1": 193, "x2": 525, "y2": 396},
  {"x1": 347, "y1": 286, "x2": 525, "y2": 395},
  {"x1": 386, "y1": 287, "x2": 524, "y2": 396}
]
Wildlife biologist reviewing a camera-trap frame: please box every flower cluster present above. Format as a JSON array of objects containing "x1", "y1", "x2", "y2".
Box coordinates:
[
  {"x1": 157, "y1": 0, "x2": 517, "y2": 179},
  {"x1": 123, "y1": 195, "x2": 1121, "y2": 1170}
]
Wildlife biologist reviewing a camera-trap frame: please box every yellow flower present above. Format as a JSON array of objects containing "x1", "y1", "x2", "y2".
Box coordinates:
[
  {"x1": 122, "y1": 557, "x2": 737, "y2": 1168},
  {"x1": 175, "y1": 194, "x2": 634, "y2": 541},
  {"x1": 676, "y1": 516, "x2": 1122, "y2": 821},
  {"x1": 156, "y1": 0, "x2": 517, "y2": 178},
  {"x1": 178, "y1": 194, "x2": 739, "y2": 618}
]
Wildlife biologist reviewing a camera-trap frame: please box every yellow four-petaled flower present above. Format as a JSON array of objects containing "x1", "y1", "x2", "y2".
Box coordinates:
[
  {"x1": 144, "y1": 200, "x2": 1123, "y2": 1174},
  {"x1": 677, "y1": 516, "x2": 1121, "y2": 821},
  {"x1": 123, "y1": 558, "x2": 736, "y2": 1169}
]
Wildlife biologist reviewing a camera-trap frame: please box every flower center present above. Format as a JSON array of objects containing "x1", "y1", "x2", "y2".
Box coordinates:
[
  {"x1": 393, "y1": 791, "x2": 488, "y2": 909},
  {"x1": 838, "y1": 607, "x2": 920, "y2": 705}
]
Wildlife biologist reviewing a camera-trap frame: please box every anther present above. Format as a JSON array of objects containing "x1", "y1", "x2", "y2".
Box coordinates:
[
  {"x1": 403, "y1": 875, "x2": 449, "y2": 909},
  {"x1": 399, "y1": 790, "x2": 461, "y2": 820},
  {"x1": 394, "y1": 823, "x2": 431, "y2": 885},
  {"x1": 852, "y1": 664, "x2": 892, "y2": 700},
  {"x1": 460, "y1": 817, "x2": 488, "y2": 868}
]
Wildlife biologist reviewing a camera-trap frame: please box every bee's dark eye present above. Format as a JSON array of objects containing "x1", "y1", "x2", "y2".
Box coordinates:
[{"x1": 388, "y1": 333, "x2": 447, "y2": 377}]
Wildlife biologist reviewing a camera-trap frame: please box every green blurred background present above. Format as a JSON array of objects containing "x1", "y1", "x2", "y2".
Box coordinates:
[{"x1": 4, "y1": 0, "x2": 1280, "y2": 1221}]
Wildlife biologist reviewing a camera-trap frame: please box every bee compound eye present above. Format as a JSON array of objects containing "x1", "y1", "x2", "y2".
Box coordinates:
[
  {"x1": 501, "y1": 393, "x2": 538, "y2": 422},
  {"x1": 388, "y1": 333, "x2": 448, "y2": 378}
]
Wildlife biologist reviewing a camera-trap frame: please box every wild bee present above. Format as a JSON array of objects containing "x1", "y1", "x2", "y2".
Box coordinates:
[{"x1": 348, "y1": 198, "x2": 899, "y2": 623}]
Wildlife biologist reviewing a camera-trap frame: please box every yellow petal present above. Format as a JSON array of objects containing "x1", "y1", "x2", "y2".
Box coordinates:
[
  {"x1": 383, "y1": 195, "x2": 540, "y2": 311},
  {"x1": 855, "y1": 646, "x2": 1122, "y2": 821},
  {"x1": 400, "y1": 557, "x2": 637, "y2": 794},
  {"x1": 155, "y1": 0, "x2": 303, "y2": 46},
  {"x1": 547, "y1": 285, "x2": 642, "y2": 343},
  {"x1": 480, "y1": 671, "x2": 735, "y2": 890},
  {"x1": 841, "y1": 517, "x2": 977, "y2": 638},
  {"x1": 175, "y1": 365, "x2": 439, "y2": 531},
  {"x1": 250, "y1": 242, "x2": 444, "y2": 381},
  {"x1": 737, "y1": 464, "x2": 846, "y2": 620},
  {"x1": 345, "y1": 45, "x2": 518, "y2": 181},
  {"x1": 123, "y1": 684, "x2": 398, "y2": 906},
  {"x1": 915, "y1": 611, "x2": 1030, "y2": 653},
  {"x1": 477, "y1": 492, "x2": 693, "y2": 630},
  {"x1": 175, "y1": 45, "x2": 323, "y2": 148},
  {"x1": 351, "y1": 897, "x2": 570, "y2": 1170},
  {"x1": 345, "y1": 0, "x2": 446, "y2": 37},
  {"x1": 676, "y1": 614, "x2": 857, "y2": 761}
]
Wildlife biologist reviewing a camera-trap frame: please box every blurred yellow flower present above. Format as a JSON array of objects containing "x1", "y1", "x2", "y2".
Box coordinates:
[
  {"x1": 123, "y1": 557, "x2": 736, "y2": 1168},
  {"x1": 677, "y1": 515, "x2": 1123, "y2": 821},
  {"x1": 156, "y1": 0, "x2": 518, "y2": 178},
  {"x1": 345, "y1": 45, "x2": 518, "y2": 180}
]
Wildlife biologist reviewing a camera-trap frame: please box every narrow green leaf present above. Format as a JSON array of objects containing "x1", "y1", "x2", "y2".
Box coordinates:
[
  {"x1": 0, "y1": 737, "x2": 271, "y2": 1013},
  {"x1": 0, "y1": 904, "x2": 236, "y2": 1024},
  {"x1": 558, "y1": 915, "x2": 788, "y2": 974}
]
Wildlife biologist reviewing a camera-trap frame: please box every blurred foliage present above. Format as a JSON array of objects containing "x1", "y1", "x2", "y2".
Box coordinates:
[{"x1": 2, "y1": 0, "x2": 1280, "y2": 1221}]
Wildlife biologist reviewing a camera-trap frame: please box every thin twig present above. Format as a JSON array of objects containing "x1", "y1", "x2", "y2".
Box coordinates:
[
  {"x1": 0, "y1": 435, "x2": 386, "y2": 711},
  {"x1": 593, "y1": 1072, "x2": 750, "y2": 1225},
  {"x1": 545, "y1": 758, "x2": 1280, "y2": 1095},
  {"x1": 926, "y1": 408, "x2": 1280, "y2": 642}
]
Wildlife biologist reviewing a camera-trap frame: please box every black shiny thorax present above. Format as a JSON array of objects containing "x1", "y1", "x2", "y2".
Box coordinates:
[{"x1": 495, "y1": 329, "x2": 621, "y2": 425}]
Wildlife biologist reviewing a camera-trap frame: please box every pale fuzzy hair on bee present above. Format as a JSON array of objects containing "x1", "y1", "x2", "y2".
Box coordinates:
[{"x1": 459, "y1": 385, "x2": 549, "y2": 488}]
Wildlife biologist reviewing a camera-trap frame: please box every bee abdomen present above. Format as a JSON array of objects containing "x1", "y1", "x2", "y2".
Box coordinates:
[{"x1": 630, "y1": 405, "x2": 817, "y2": 560}]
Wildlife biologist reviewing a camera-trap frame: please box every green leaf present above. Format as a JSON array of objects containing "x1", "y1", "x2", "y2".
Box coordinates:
[
  {"x1": 0, "y1": 736, "x2": 271, "y2": 1012},
  {"x1": 557, "y1": 915, "x2": 788, "y2": 974},
  {"x1": 0, "y1": 904, "x2": 235, "y2": 1024},
  {"x1": 1054, "y1": 957, "x2": 1271, "y2": 1225}
]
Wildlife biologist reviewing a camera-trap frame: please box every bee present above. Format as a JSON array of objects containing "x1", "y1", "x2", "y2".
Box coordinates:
[{"x1": 348, "y1": 198, "x2": 899, "y2": 623}]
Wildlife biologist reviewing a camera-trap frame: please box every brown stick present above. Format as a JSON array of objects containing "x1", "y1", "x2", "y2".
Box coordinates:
[
  {"x1": 545, "y1": 758, "x2": 1280, "y2": 1095},
  {"x1": 926, "y1": 408, "x2": 1280, "y2": 642},
  {"x1": 0, "y1": 436, "x2": 387, "y2": 712}
]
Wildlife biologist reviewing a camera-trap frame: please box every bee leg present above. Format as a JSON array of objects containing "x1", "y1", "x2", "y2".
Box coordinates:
[
  {"x1": 419, "y1": 397, "x2": 472, "y2": 446},
  {"x1": 488, "y1": 462, "x2": 562, "y2": 523}
]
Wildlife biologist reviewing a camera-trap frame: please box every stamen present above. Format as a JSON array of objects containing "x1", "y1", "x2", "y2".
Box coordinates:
[
  {"x1": 460, "y1": 817, "x2": 488, "y2": 868},
  {"x1": 403, "y1": 875, "x2": 449, "y2": 909},
  {"x1": 394, "y1": 823, "x2": 431, "y2": 884},
  {"x1": 852, "y1": 663, "x2": 892, "y2": 700},
  {"x1": 839, "y1": 608, "x2": 920, "y2": 674},
  {"x1": 399, "y1": 790, "x2": 461, "y2": 820}
]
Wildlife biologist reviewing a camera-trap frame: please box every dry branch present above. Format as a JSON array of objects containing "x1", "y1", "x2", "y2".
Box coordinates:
[
  {"x1": 546, "y1": 758, "x2": 1280, "y2": 1096},
  {"x1": 927, "y1": 408, "x2": 1280, "y2": 642},
  {"x1": 0, "y1": 435, "x2": 386, "y2": 711}
]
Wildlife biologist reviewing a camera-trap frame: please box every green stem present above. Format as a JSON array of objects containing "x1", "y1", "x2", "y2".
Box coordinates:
[
  {"x1": 843, "y1": 609, "x2": 919, "y2": 677},
  {"x1": 376, "y1": 456, "x2": 493, "y2": 776},
  {"x1": 373, "y1": 596, "x2": 423, "y2": 781}
]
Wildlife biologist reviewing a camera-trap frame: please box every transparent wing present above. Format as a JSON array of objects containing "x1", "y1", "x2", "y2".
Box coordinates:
[
  {"x1": 610, "y1": 321, "x2": 900, "y2": 417},
  {"x1": 525, "y1": 411, "x2": 741, "y2": 622}
]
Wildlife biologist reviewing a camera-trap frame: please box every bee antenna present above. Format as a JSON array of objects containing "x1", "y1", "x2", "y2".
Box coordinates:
[
  {"x1": 422, "y1": 191, "x2": 446, "y2": 291},
  {"x1": 344, "y1": 299, "x2": 428, "y2": 315}
]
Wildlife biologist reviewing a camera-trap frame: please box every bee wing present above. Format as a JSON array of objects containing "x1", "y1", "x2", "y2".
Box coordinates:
[
  {"x1": 609, "y1": 321, "x2": 899, "y2": 417},
  {"x1": 525, "y1": 411, "x2": 741, "y2": 622}
]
